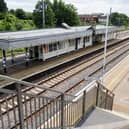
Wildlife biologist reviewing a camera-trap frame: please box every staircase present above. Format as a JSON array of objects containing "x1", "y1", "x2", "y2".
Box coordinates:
[{"x1": 75, "y1": 107, "x2": 129, "y2": 129}]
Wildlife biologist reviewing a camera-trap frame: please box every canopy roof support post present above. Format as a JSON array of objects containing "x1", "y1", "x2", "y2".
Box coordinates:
[
  {"x1": 11, "y1": 50, "x2": 15, "y2": 64},
  {"x1": 25, "y1": 48, "x2": 29, "y2": 66},
  {"x1": 29, "y1": 47, "x2": 33, "y2": 59},
  {"x1": 2, "y1": 49, "x2": 7, "y2": 73}
]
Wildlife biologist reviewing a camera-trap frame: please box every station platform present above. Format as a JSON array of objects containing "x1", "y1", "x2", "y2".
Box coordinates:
[
  {"x1": 0, "y1": 39, "x2": 125, "y2": 87},
  {"x1": 103, "y1": 54, "x2": 129, "y2": 115}
]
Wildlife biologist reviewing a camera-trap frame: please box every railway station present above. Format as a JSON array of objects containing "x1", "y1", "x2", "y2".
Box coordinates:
[{"x1": 1, "y1": 0, "x2": 129, "y2": 129}]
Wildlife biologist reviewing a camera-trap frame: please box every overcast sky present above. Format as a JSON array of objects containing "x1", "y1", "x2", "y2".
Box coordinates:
[{"x1": 5, "y1": 0, "x2": 129, "y2": 16}]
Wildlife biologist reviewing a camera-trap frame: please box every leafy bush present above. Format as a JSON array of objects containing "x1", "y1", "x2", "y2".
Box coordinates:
[
  {"x1": 15, "y1": 20, "x2": 24, "y2": 30},
  {"x1": 0, "y1": 20, "x2": 4, "y2": 30},
  {"x1": 21, "y1": 20, "x2": 35, "y2": 30},
  {"x1": 15, "y1": 20, "x2": 36, "y2": 30},
  {"x1": 0, "y1": 12, "x2": 5, "y2": 20},
  {"x1": 0, "y1": 13, "x2": 36, "y2": 31},
  {"x1": 2, "y1": 13, "x2": 17, "y2": 31}
]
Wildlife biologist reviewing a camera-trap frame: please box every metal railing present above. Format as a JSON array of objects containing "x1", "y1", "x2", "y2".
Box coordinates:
[{"x1": 0, "y1": 75, "x2": 114, "y2": 129}]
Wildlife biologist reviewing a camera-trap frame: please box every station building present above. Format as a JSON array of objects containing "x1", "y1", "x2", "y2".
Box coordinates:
[{"x1": 0, "y1": 25, "x2": 119, "y2": 72}]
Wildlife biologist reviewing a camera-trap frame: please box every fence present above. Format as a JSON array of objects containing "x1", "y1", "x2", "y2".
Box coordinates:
[{"x1": 0, "y1": 75, "x2": 114, "y2": 129}]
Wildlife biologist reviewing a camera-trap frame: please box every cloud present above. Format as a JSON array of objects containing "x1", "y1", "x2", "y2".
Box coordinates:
[
  {"x1": 65, "y1": 0, "x2": 129, "y2": 15},
  {"x1": 5, "y1": 0, "x2": 129, "y2": 16},
  {"x1": 5, "y1": 0, "x2": 37, "y2": 12}
]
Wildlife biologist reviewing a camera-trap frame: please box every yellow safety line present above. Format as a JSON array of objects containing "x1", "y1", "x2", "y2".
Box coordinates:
[
  {"x1": 107, "y1": 66, "x2": 128, "y2": 89},
  {"x1": 104, "y1": 56, "x2": 129, "y2": 89}
]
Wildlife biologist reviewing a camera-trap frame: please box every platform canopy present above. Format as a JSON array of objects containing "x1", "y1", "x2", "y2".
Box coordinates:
[
  {"x1": 0, "y1": 25, "x2": 119, "y2": 50},
  {"x1": 95, "y1": 25, "x2": 119, "y2": 34}
]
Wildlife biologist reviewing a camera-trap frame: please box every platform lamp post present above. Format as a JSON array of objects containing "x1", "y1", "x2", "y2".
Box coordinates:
[
  {"x1": 42, "y1": 0, "x2": 45, "y2": 28},
  {"x1": 109, "y1": 7, "x2": 112, "y2": 26},
  {"x1": 102, "y1": 14, "x2": 109, "y2": 84}
]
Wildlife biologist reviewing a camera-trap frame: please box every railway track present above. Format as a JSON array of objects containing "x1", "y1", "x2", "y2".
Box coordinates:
[
  {"x1": 1, "y1": 39, "x2": 129, "y2": 129},
  {"x1": 43, "y1": 42, "x2": 129, "y2": 96},
  {"x1": 1, "y1": 40, "x2": 129, "y2": 113},
  {"x1": 0, "y1": 39, "x2": 128, "y2": 97},
  {"x1": 0, "y1": 39, "x2": 127, "y2": 99},
  {"x1": 31, "y1": 39, "x2": 129, "y2": 84}
]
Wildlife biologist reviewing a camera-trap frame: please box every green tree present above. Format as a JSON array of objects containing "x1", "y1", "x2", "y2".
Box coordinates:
[
  {"x1": 0, "y1": 13, "x2": 4, "y2": 19},
  {"x1": 110, "y1": 12, "x2": 129, "y2": 27},
  {"x1": 0, "y1": 0, "x2": 8, "y2": 13},
  {"x1": 52, "y1": 0, "x2": 80, "y2": 26},
  {"x1": 9, "y1": 9, "x2": 16, "y2": 15},
  {"x1": 26, "y1": 12, "x2": 33, "y2": 20},
  {"x1": 33, "y1": 0, "x2": 80, "y2": 28},
  {"x1": 15, "y1": 8, "x2": 26, "y2": 19},
  {"x1": 63, "y1": 4, "x2": 80, "y2": 26},
  {"x1": 10, "y1": 9, "x2": 33, "y2": 20},
  {"x1": 45, "y1": 2, "x2": 56, "y2": 27},
  {"x1": 33, "y1": 0, "x2": 56, "y2": 28}
]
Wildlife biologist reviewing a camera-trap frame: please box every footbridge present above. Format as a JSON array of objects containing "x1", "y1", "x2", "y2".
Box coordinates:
[{"x1": 0, "y1": 75, "x2": 129, "y2": 129}]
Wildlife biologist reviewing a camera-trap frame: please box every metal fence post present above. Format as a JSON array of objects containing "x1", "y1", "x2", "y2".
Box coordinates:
[
  {"x1": 105, "y1": 90, "x2": 108, "y2": 109},
  {"x1": 96, "y1": 82, "x2": 100, "y2": 106},
  {"x1": 111, "y1": 94, "x2": 115, "y2": 110},
  {"x1": 82, "y1": 90, "x2": 86, "y2": 120},
  {"x1": 61, "y1": 94, "x2": 64, "y2": 129},
  {"x1": 16, "y1": 83, "x2": 25, "y2": 129},
  {"x1": 25, "y1": 48, "x2": 29, "y2": 66}
]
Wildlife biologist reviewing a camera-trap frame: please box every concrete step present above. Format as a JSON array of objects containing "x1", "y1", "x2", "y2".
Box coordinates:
[{"x1": 74, "y1": 107, "x2": 129, "y2": 129}]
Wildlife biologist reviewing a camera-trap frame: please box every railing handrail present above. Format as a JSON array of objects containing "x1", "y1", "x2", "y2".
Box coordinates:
[
  {"x1": 0, "y1": 74, "x2": 114, "y2": 98},
  {"x1": 0, "y1": 74, "x2": 114, "y2": 103},
  {"x1": 73, "y1": 81, "x2": 97, "y2": 102},
  {"x1": 0, "y1": 88, "x2": 53, "y2": 100},
  {"x1": 74, "y1": 80, "x2": 114, "y2": 101},
  {"x1": 0, "y1": 75, "x2": 115, "y2": 129},
  {"x1": 0, "y1": 87, "x2": 74, "y2": 104},
  {"x1": 0, "y1": 74, "x2": 75, "y2": 98},
  {"x1": 97, "y1": 80, "x2": 115, "y2": 97}
]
